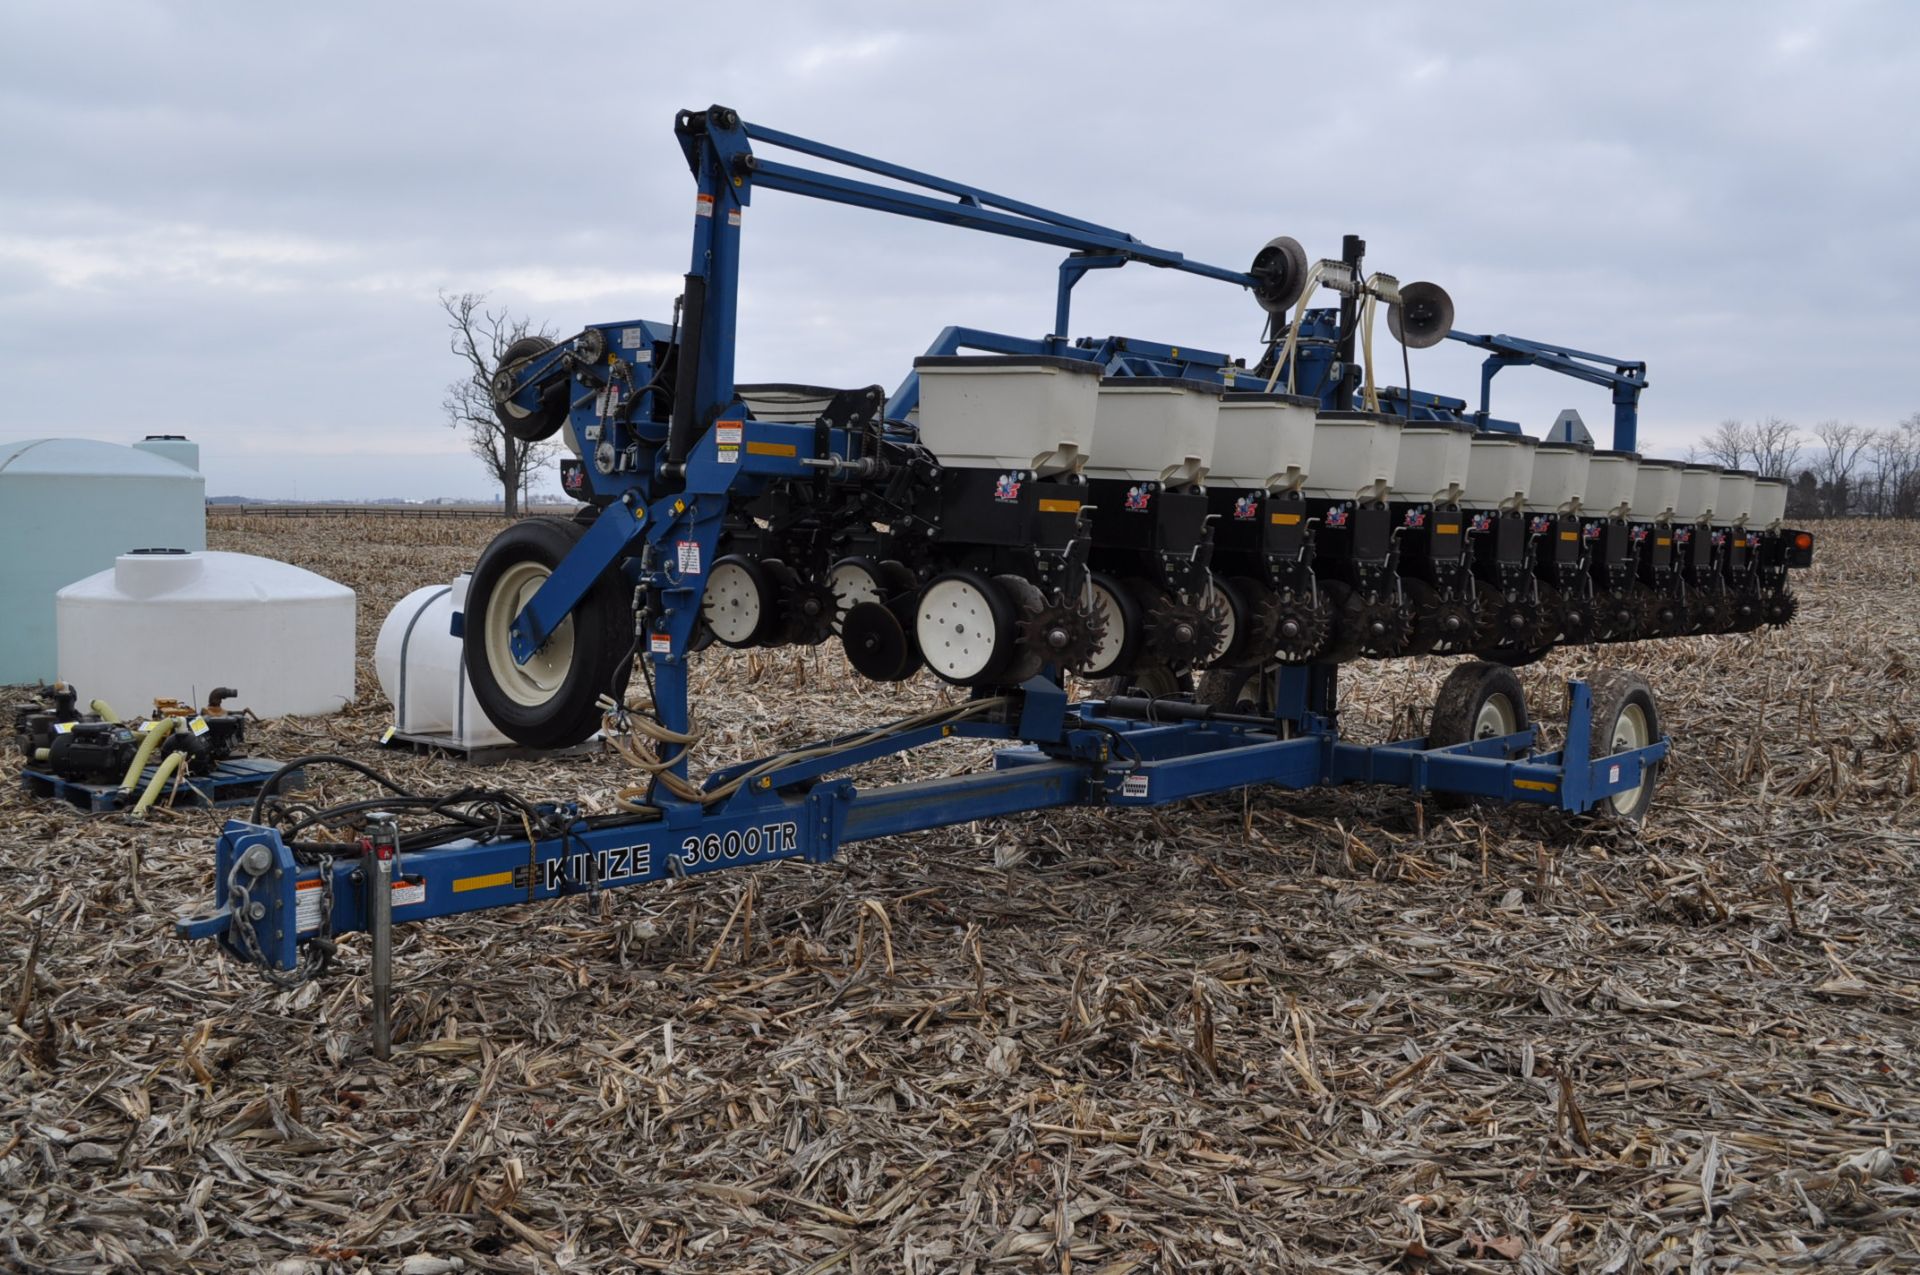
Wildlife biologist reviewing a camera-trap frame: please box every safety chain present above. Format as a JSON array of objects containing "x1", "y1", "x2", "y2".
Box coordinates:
[{"x1": 226, "y1": 852, "x2": 336, "y2": 989}]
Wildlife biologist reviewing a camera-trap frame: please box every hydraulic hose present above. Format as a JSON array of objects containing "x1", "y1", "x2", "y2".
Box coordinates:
[
  {"x1": 119, "y1": 717, "x2": 177, "y2": 793},
  {"x1": 90, "y1": 699, "x2": 119, "y2": 723},
  {"x1": 132, "y1": 751, "x2": 187, "y2": 816}
]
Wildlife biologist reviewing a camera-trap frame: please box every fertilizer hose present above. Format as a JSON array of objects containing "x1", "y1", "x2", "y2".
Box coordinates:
[
  {"x1": 119, "y1": 717, "x2": 176, "y2": 792},
  {"x1": 132, "y1": 751, "x2": 187, "y2": 816},
  {"x1": 90, "y1": 699, "x2": 119, "y2": 723}
]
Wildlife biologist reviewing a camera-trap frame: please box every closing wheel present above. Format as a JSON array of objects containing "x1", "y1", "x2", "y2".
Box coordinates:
[
  {"x1": 492, "y1": 336, "x2": 568, "y2": 442},
  {"x1": 1082, "y1": 572, "x2": 1144, "y2": 679},
  {"x1": 1426, "y1": 660, "x2": 1530, "y2": 809},
  {"x1": 701, "y1": 555, "x2": 779, "y2": 648},
  {"x1": 829, "y1": 557, "x2": 914, "y2": 615},
  {"x1": 1588, "y1": 670, "x2": 1661, "y2": 822},
  {"x1": 464, "y1": 516, "x2": 632, "y2": 749},
  {"x1": 915, "y1": 571, "x2": 1018, "y2": 685},
  {"x1": 1203, "y1": 575, "x2": 1255, "y2": 668},
  {"x1": 840, "y1": 599, "x2": 923, "y2": 682}
]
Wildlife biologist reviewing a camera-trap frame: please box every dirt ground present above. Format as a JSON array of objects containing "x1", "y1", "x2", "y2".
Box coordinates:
[{"x1": 2, "y1": 515, "x2": 1916, "y2": 1273}]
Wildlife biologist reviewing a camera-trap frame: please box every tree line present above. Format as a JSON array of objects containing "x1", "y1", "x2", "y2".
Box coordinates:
[{"x1": 1691, "y1": 414, "x2": 1920, "y2": 518}]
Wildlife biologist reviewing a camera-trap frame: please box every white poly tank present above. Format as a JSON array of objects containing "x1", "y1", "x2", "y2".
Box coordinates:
[
  {"x1": 1526, "y1": 442, "x2": 1592, "y2": 514},
  {"x1": 374, "y1": 576, "x2": 510, "y2": 749},
  {"x1": 1751, "y1": 478, "x2": 1789, "y2": 529},
  {"x1": 1584, "y1": 451, "x2": 1641, "y2": 518},
  {"x1": 57, "y1": 550, "x2": 355, "y2": 718},
  {"x1": 1304, "y1": 412, "x2": 1403, "y2": 503},
  {"x1": 0, "y1": 437, "x2": 206, "y2": 684},
  {"x1": 1632, "y1": 459, "x2": 1683, "y2": 522},
  {"x1": 134, "y1": 435, "x2": 200, "y2": 471},
  {"x1": 1674, "y1": 464, "x2": 1722, "y2": 523},
  {"x1": 913, "y1": 356, "x2": 1103, "y2": 475},
  {"x1": 1715, "y1": 470, "x2": 1758, "y2": 525},
  {"x1": 1462, "y1": 433, "x2": 1538, "y2": 510},
  {"x1": 1084, "y1": 378, "x2": 1222, "y2": 485},
  {"x1": 1390, "y1": 421, "x2": 1474, "y2": 505},
  {"x1": 1208, "y1": 392, "x2": 1316, "y2": 491}
]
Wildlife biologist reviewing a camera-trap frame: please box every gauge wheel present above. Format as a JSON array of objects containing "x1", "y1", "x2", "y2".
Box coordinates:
[
  {"x1": 1587, "y1": 669, "x2": 1661, "y2": 823},
  {"x1": 1426, "y1": 660, "x2": 1530, "y2": 809},
  {"x1": 702, "y1": 555, "x2": 780, "y2": 648},
  {"x1": 464, "y1": 516, "x2": 632, "y2": 749},
  {"x1": 915, "y1": 571, "x2": 1019, "y2": 685},
  {"x1": 1081, "y1": 572, "x2": 1145, "y2": 679}
]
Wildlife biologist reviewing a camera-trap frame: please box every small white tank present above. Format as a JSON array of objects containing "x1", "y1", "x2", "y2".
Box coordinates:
[
  {"x1": 1304, "y1": 412, "x2": 1403, "y2": 503},
  {"x1": 1632, "y1": 460, "x2": 1683, "y2": 522},
  {"x1": 913, "y1": 356, "x2": 1103, "y2": 475},
  {"x1": 1208, "y1": 392, "x2": 1316, "y2": 491},
  {"x1": 1751, "y1": 478, "x2": 1789, "y2": 529},
  {"x1": 57, "y1": 550, "x2": 355, "y2": 718},
  {"x1": 134, "y1": 434, "x2": 200, "y2": 471},
  {"x1": 1674, "y1": 464, "x2": 1722, "y2": 523},
  {"x1": 1390, "y1": 421, "x2": 1474, "y2": 505},
  {"x1": 375, "y1": 576, "x2": 509, "y2": 749},
  {"x1": 1462, "y1": 432, "x2": 1538, "y2": 511},
  {"x1": 1715, "y1": 470, "x2": 1758, "y2": 525},
  {"x1": 1584, "y1": 450, "x2": 1641, "y2": 518},
  {"x1": 1526, "y1": 442, "x2": 1592, "y2": 514},
  {"x1": 1085, "y1": 378, "x2": 1222, "y2": 485}
]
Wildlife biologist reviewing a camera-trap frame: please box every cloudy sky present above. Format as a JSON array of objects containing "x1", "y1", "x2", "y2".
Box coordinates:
[{"x1": 2, "y1": 1, "x2": 1915, "y2": 499}]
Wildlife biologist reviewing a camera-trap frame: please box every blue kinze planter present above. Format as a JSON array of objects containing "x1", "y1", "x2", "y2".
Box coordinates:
[{"x1": 176, "y1": 106, "x2": 1807, "y2": 1055}]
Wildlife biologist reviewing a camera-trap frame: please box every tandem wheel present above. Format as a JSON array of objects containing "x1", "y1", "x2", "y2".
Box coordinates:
[
  {"x1": 1427, "y1": 660, "x2": 1530, "y2": 810},
  {"x1": 1585, "y1": 670, "x2": 1662, "y2": 822},
  {"x1": 463, "y1": 516, "x2": 633, "y2": 749}
]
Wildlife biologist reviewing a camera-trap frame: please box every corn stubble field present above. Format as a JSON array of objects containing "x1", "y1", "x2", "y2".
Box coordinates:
[{"x1": 2, "y1": 515, "x2": 1917, "y2": 1273}]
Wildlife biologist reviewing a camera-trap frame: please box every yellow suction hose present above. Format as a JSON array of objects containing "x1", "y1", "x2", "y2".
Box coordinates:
[
  {"x1": 132, "y1": 751, "x2": 187, "y2": 816},
  {"x1": 118, "y1": 716, "x2": 177, "y2": 793},
  {"x1": 90, "y1": 699, "x2": 119, "y2": 723}
]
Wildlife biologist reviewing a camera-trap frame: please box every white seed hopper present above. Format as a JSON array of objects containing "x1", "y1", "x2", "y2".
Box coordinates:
[
  {"x1": 1303, "y1": 411, "x2": 1403, "y2": 504},
  {"x1": 1715, "y1": 469, "x2": 1758, "y2": 526},
  {"x1": 1208, "y1": 391, "x2": 1317, "y2": 492},
  {"x1": 1750, "y1": 477, "x2": 1789, "y2": 529},
  {"x1": 1632, "y1": 459, "x2": 1683, "y2": 522},
  {"x1": 1390, "y1": 420, "x2": 1474, "y2": 505},
  {"x1": 1583, "y1": 450, "x2": 1641, "y2": 519},
  {"x1": 1674, "y1": 464, "x2": 1722, "y2": 524},
  {"x1": 912, "y1": 355, "x2": 1103, "y2": 475},
  {"x1": 1084, "y1": 378, "x2": 1223, "y2": 485},
  {"x1": 1526, "y1": 441, "x2": 1593, "y2": 515},
  {"x1": 1462, "y1": 432, "x2": 1538, "y2": 511}
]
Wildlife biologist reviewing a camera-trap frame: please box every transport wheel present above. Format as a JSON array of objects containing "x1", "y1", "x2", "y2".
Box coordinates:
[
  {"x1": 702, "y1": 555, "x2": 780, "y2": 648},
  {"x1": 492, "y1": 336, "x2": 568, "y2": 442},
  {"x1": 1082, "y1": 572, "x2": 1145, "y2": 678},
  {"x1": 465, "y1": 516, "x2": 632, "y2": 749},
  {"x1": 916, "y1": 571, "x2": 1018, "y2": 685},
  {"x1": 1426, "y1": 660, "x2": 1530, "y2": 809},
  {"x1": 1099, "y1": 664, "x2": 1190, "y2": 698},
  {"x1": 1197, "y1": 664, "x2": 1277, "y2": 715},
  {"x1": 1587, "y1": 670, "x2": 1661, "y2": 822}
]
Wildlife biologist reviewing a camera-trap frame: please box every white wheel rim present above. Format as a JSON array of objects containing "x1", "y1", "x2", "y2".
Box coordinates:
[
  {"x1": 1608, "y1": 701, "x2": 1652, "y2": 815},
  {"x1": 916, "y1": 578, "x2": 1003, "y2": 681},
  {"x1": 1084, "y1": 580, "x2": 1127, "y2": 676},
  {"x1": 1474, "y1": 692, "x2": 1518, "y2": 740},
  {"x1": 1207, "y1": 584, "x2": 1237, "y2": 659},
  {"x1": 484, "y1": 562, "x2": 576, "y2": 707},
  {"x1": 702, "y1": 561, "x2": 766, "y2": 646},
  {"x1": 828, "y1": 561, "x2": 882, "y2": 611}
]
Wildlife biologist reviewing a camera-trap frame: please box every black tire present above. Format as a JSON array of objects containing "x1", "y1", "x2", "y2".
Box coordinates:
[
  {"x1": 1197, "y1": 664, "x2": 1276, "y2": 715},
  {"x1": 1587, "y1": 670, "x2": 1661, "y2": 822},
  {"x1": 463, "y1": 517, "x2": 632, "y2": 749},
  {"x1": 1426, "y1": 660, "x2": 1529, "y2": 809},
  {"x1": 494, "y1": 336, "x2": 568, "y2": 443}
]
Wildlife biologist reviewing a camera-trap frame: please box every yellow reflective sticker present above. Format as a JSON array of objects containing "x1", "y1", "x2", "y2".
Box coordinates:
[
  {"x1": 1514, "y1": 778, "x2": 1559, "y2": 792},
  {"x1": 453, "y1": 871, "x2": 515, "y2": 894},
  {"x1": 746, "y1": 441, "x2": 797, "y2": 457},
  {"x1": 1037, "y1": 498, "x2": 1081, "y2": 514},
  {"x1": 1270, "y1": 512, "x2": 1301, "y2": 526}
]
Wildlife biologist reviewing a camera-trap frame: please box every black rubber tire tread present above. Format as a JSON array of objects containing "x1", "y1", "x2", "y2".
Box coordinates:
[
  {"x1": 1587, "y1": 669, "x2": 1661, "y2": 823},
  {"x1": 495, "y1": 336, "x2": 568, "y2": 442},
  {"x1": 1427, "y1": 660, "x2": 1529, "y2": 809},
  {"x1": 1196, "y1": 665, "x2": 1276, "y2": 715},
  {"x1": 463, "y1": 516, "x2": 632, "y2": 750}
]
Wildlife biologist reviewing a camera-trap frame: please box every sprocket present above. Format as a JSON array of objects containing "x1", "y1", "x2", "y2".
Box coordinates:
[
  {"x1": 1144, "y1": 594, "x2": 1226, "y2": 670},
  {"x1": 1762, "y1": 587, "x2": 1799, "y2": 628},
  {"x1": 1259, "y1": 590, "x2": 1333, "y2": 663},
  {"x1": 1018, "y1": 597, "x2": 1106, "y2": 673}
]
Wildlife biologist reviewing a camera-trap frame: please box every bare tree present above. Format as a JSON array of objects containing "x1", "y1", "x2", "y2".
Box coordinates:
[
  {"x1": 1699, "y1": 418, "x2": 1752, "y2": 470},
  {"x1": 441, "y1": 290, "x2": 561, "y2": 517},
  {"x1": 1812, "y1": 419, "x2": 1873, "y2": 516},
  {"x1": 1748, "y1": 415, "x2": 1803, "y2": 479}
]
